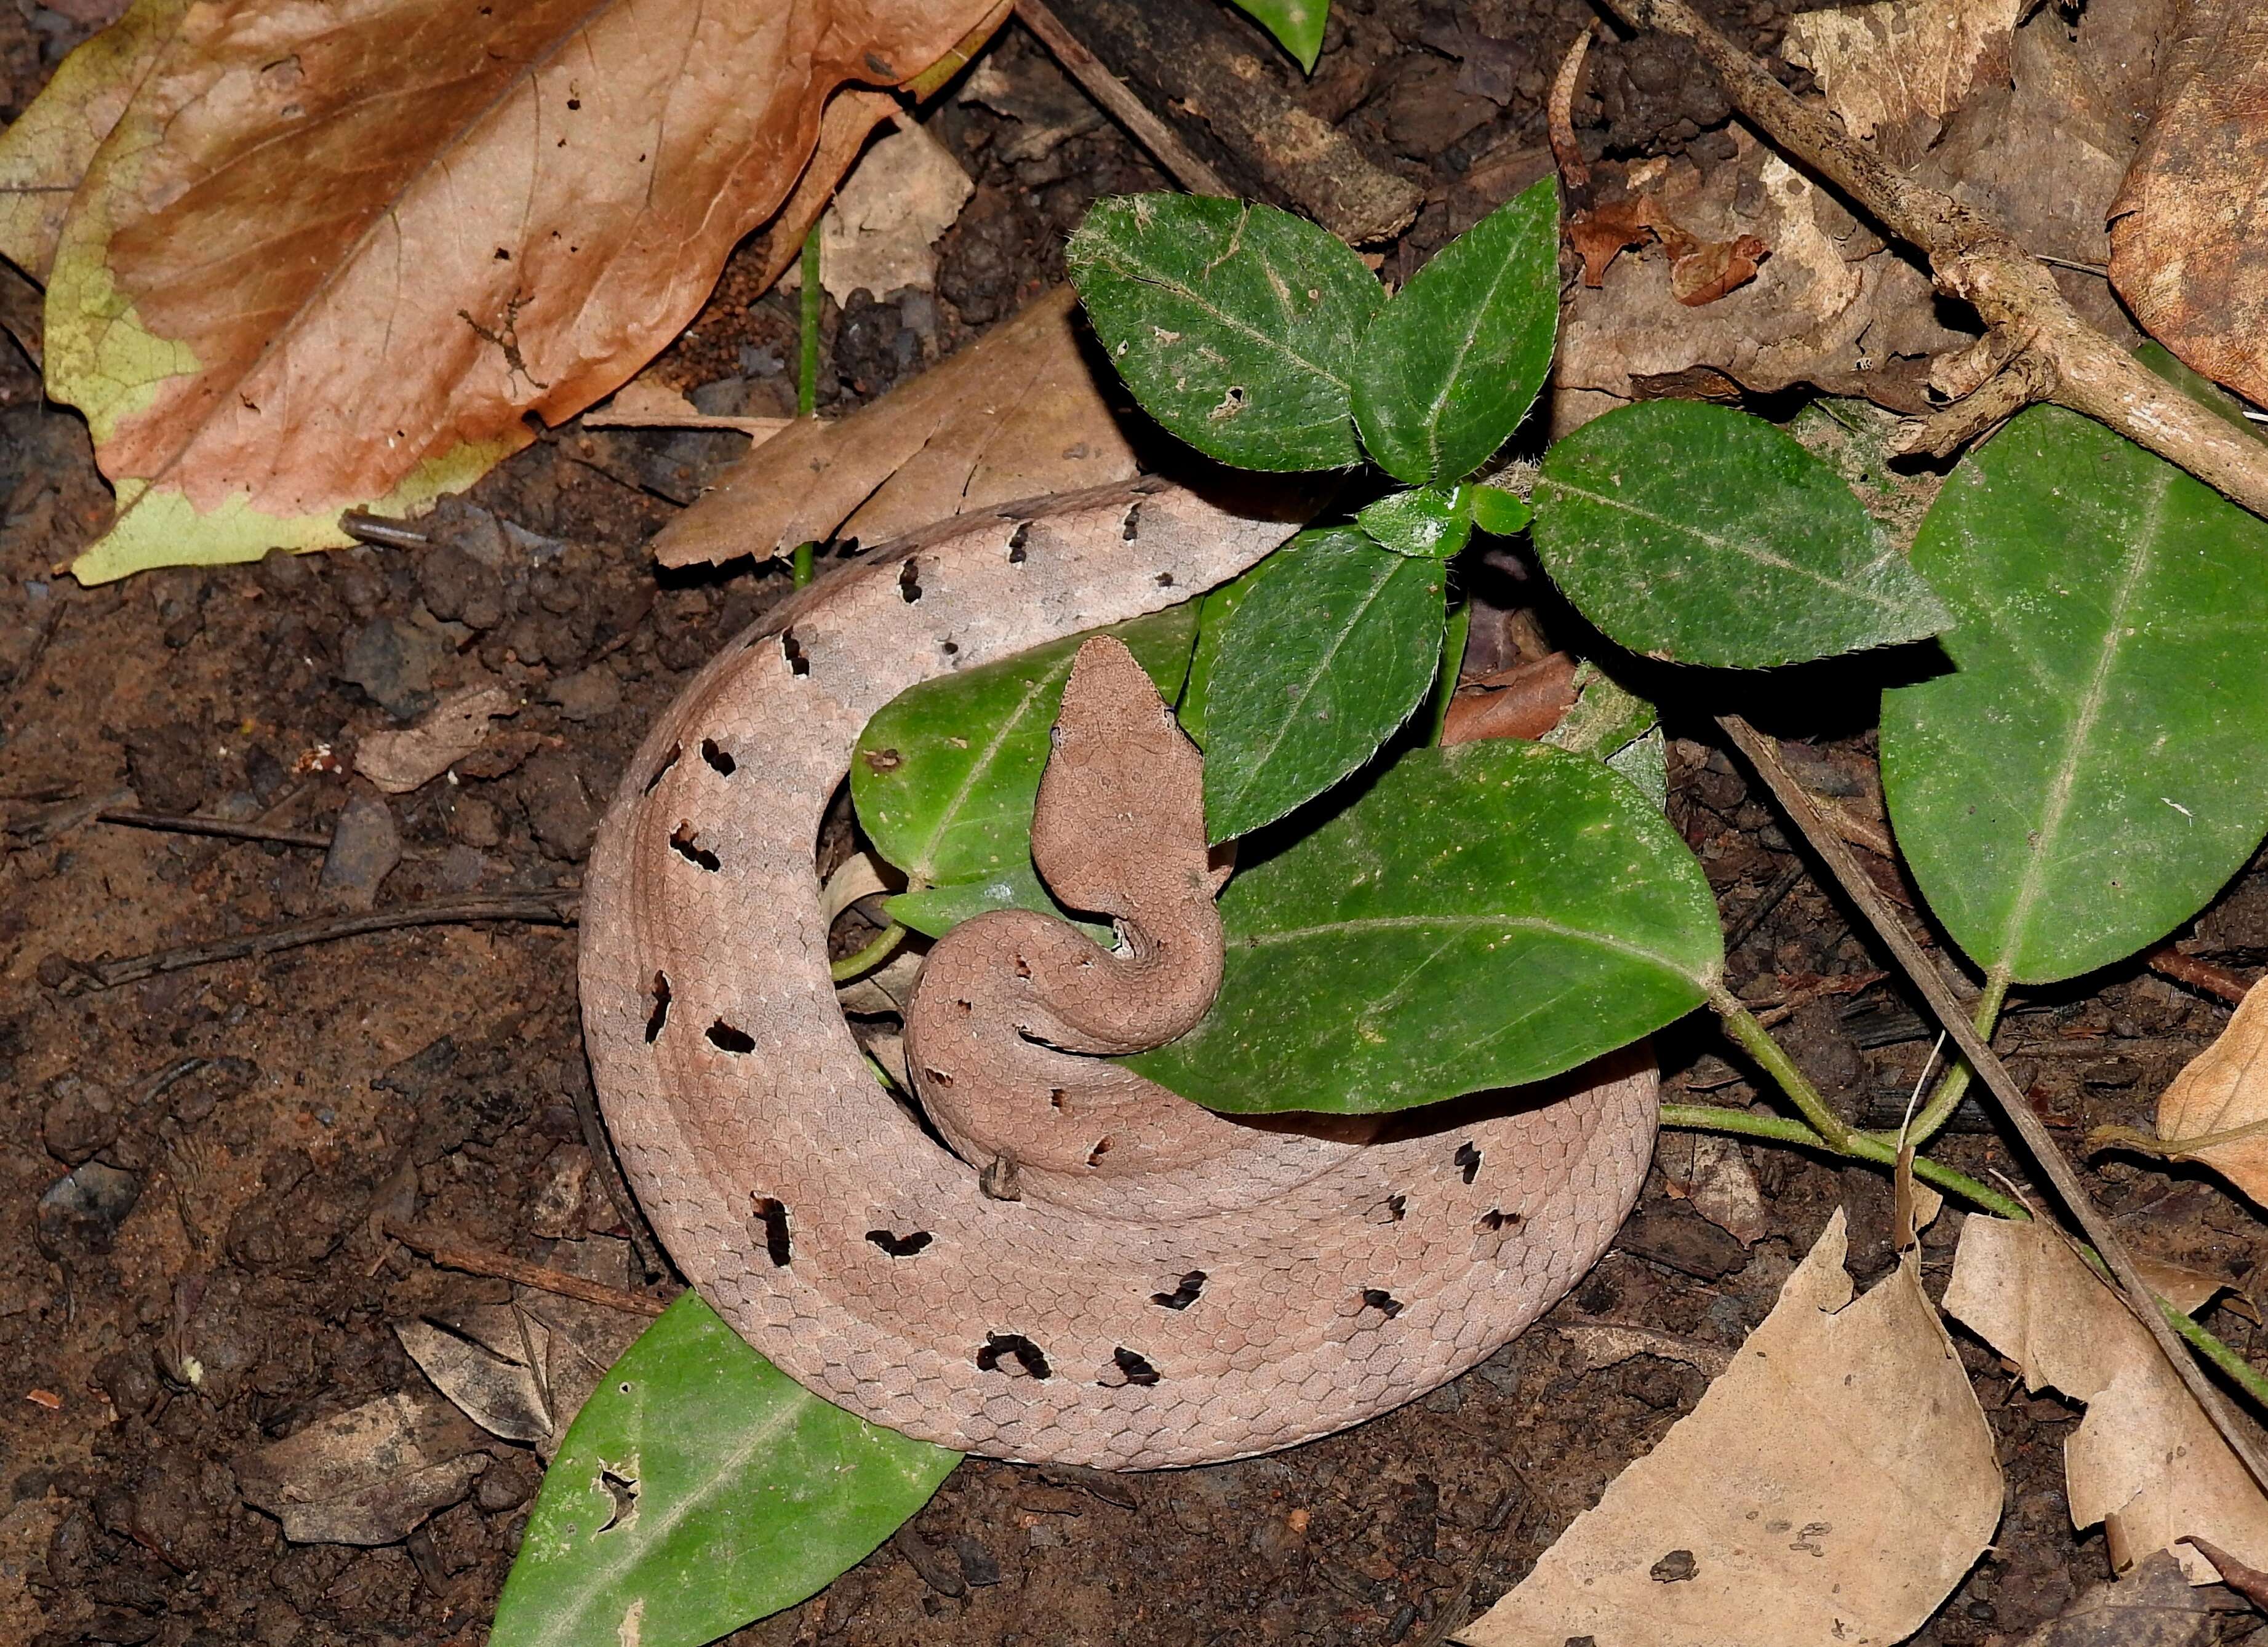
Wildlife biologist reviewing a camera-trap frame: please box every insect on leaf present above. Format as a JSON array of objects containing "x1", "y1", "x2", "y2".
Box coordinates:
[
  {"x1": 1069, "y1": 194, "x2": 1383, "y2": 471},
  {"x1": 1530, "y1": 399, "x2": 1950, "y2": 667}
]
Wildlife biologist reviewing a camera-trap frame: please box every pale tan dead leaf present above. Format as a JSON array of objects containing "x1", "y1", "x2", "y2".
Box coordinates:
[
  {"x1": 1554, "y1": 1321, "x2": 1733, "y2": 1379},
  {"x1": 583, "y1": 378, "x2": 791, "y2": 438},
  {"x1": 351, "y1": 684, "x2": 517, "y2": 796},
  {"x1": 652, "y1": 285, "x2": 1138, "y2": 567},
  {"x1": 2016, "y1": 1552, "x2": 2216, "y2": 1647},
  {"x1": 44, "y1": 0, "x2": 999, "y2": 584},
  {"x1": 2152, "y1": 979, "x2": 2268, "y2": 1208},
  {"x1": 2132, "y1": 1255, "x2": 2233, "y2": 1320},
  {"x1": 1943, "y1": 1215, "x2": 2268, "y2": 1584},
  {"x1": 2109, "y1": 3, "x2": 2268, "y2": 409},
  {"x1": 234, "y1": 1390, "x2": 487, "y2": 1544},
  {"x1": 1458, "y1": 1208, "x2": 1999, "y2": 1647},
  {"x1": 1782, "y1": 0, "x2": 2022, "y2": 157},
  {"x1": 810, "y1": 117, "x2": 972, "y2": 303},
  {"x1": 1661, "y1": 1133, "x2": 1770, "y2": 1246}
]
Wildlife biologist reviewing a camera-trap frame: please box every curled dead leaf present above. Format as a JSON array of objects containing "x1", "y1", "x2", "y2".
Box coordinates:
[
  {"x1": 2114, "y1": 979, "x2": 2268, "y2": 1208},
  {"x1": 351, "y1": 684, "x2": 517, "y2": 795}
]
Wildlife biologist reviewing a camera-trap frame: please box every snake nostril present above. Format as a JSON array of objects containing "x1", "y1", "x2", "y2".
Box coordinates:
[
  {"x1": 975, "y1": 1332, "x2": 1051, "y2": 1379},
  {"x1": 1453, "y1": 1141, "x2": 1482, "y2": 1184},
  {"x1": 1359, "y1": 1288, "x2": 1404, "y2": 1320},
  {"x1": 669, "y1": 823, "x2": 720, "y2": 871},
  {"x1": 1103, "y1": 1347, "x2": 1160, "y2": 1387},
  {"x1": 644, "y1": 972, "x2": 671, "y2": 1042},
  {"x1": 1151, "y1": 1270, "x2": 1205, "y2": 1310},
  {"x1": 864, "y1": 1228, "x2": 933, "y2": 1257},
  {"x1": 751, "y1": 1196, "x2": 791, "y2": 1266},
  {"x1": 700, "y1": 738, "x2": 736, "y2": 775},
  {"x1": 706, "y1": 1019, "x2": 756, "y2": 1055}
]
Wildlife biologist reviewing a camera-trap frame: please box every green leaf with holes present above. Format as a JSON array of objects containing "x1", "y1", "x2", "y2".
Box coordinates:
[
  {"x1": 1351, "y1": 178, "x2": 1560, "y2": 485},
  {"x1": 1226, "y1": 0, "x2": 1328, "y2": 71},
  {"x1": 1881, "y1": 405, "x2": 2268, "y2": 985},
  {"x1": 1128, "y1": 739, "x2": 1721, "y2": 1113},
  {"x1": 492, "y1": 1292, "x2": 957, "y2": 1647},
  {"x1": 1202, "y1": 526, "x2": 1448, "y2": 843},
  {"x1": 1068, "y1": 194, "x2": 1383, "y2": 471},
  {"x1": 1530, "y1": 399, "x2": 1951, "y2": 666},
  {"x1": 853, "y1": 602, "x2": 1199, "y2": 899}
]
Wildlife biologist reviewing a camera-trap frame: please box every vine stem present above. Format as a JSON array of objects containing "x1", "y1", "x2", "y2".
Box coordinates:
[
  {"x1": 1715, "y1": 712, "x2": 2268, "y2": 1489},
  {"x1": 792, "y1": 219, "x2": 823, "y2": 589}
]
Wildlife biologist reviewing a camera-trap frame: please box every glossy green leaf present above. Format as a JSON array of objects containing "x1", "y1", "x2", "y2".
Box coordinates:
[
  {"x1": 1178, "y1": 559, "x2": 1272, "y2": 750},
  {"x1": 493, "y1": 1293, "x2": 957, "y2": 1647},
  {"x1": 1225, "y1": 0, "x2": 1328, "y2": 70},
  {"x1": 1470, "y1": 483, "x2": 1532, "y2": 536},
  {"x1": 1351, "y1": 178, "x2": 1560, "y2": 484},
  {"x1": 1531, "y1": 399, "x2": 1951, "y2": 667},
  {"x1": 1358, "y1": 483, "x2": 1472, "y2": 559},
  {"x1": 1202, "y1": 527, "x2": 1447, "y2": 843},
  {"x1": 852, "y1": 604, "x2": 1199, "y2": 890},
  {"x1": 1881, "y1": 405, "x2": 2268, "y2": 984},
  {"x1": 885, "y1": 867, "x2": 1106, "y2": 944},
  {"x1": 1129, "y1": 740, "x2": 1722, "y2": 1113},
  {"x1": 1068, "y1": 195, "x2": 1383, "y2": 471}
]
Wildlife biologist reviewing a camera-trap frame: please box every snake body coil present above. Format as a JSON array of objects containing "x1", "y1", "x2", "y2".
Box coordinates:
[{"x1": 580, "y1": 479, "x2": 1657, "y2": 1469}]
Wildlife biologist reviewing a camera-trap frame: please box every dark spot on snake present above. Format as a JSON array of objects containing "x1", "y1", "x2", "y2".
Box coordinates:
[
  {"x1": 1360, "y1": 1288, "x2": 1404, "y2": 1320},
  {"x1": 976, "y1": 1332, "x2": 1051, "y2": 1379},
  {"x1": 866, "y1": 1228, "x2": 933, "y2": 1257},
  {"x1": 925, "y1": 1067, "x2": 954, "y2": 1089},
  {"x1": 954, "y1": 999, "x2": 972, "y2": 1015},
  {"x1": 1151, "y1": 1270, "x2": 1205, "y2": 1310},
  {"x1": 668, "y1": 823, "x2": 719, "y2": 872},
  {"x1": 751, "y1": 1195, "x2": 791, "y2": 1266},
  {"x1": 1105, "y1": 1347, "x2": 1160, "y2": 1387},
  {"x1": 644, "y1": 972, "x2": 671, "y2": 1042},
  {"x1": 706, "y1": 1019, "x2": 756, "y2": 1055},
  {"x1": 781, "y1": 629, "x2": 810, "y2": 676},
  {"x1": 1477, "y1": 1208, "x2": 1522, "y2": 1231},
  {"x1": 1154, "y1": 571, "x2": 1173, "y2": 587},
  {"x1": 941, "y1": 639, "x2": 960, "y2": 657},
  {"x1": 1122, "y1": 503, "x2": 1141, "y2": 541},
  {"x1": 700, "y1": 738, "x2": 736, "y2": 775},
  {"x1": 1086, "y1": 1136, "x2": 1111, "y2": 1166},
  {"x1": 898, "y1": 559, "x2": 922, "y2": 602},
  {"x1": 1013, "y1": 955, "x2": 1031, "y2": 978},
  {"x1": 863, "y1": 748, "x2": 903, "y2": 774},
  {"x1": 1007, "y1": 522, "x2": 1029, "y2": 564},
  {"x1": 642, "y1": 744, "x2": 680, "y2": 794},
  {"x1": 1454, "y1": 1141, "x2": 1482, "y2": 1184},
  {"x1": 1376, "y1": 1192, "x2": 1407, "y2": 1222},
  {"x1": 1048, "y1": 1088, "x2": 1067, "y2": 1111}
]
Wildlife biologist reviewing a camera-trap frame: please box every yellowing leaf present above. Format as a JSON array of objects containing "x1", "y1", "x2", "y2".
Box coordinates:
[
  {"x1": 1458, "y1": 1208, "x2": 1998, "y2": 1647},
  {"x1": 2151, "y1": 979, "x2": 2268, "y2": 1206},
  {"x1": 45, "y1": 0, "x2": 999, "y2": 583},
  {"x1": 1943, "y1": 1215, "x2": 2268, "y2": 1584}
]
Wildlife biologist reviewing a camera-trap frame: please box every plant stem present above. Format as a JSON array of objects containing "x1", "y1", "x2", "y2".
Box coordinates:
[
  {"x1": 791, "y1": 220, "x2": 824, "y2": 589},
  {"x1": 1903, "y1": 967, "x2": 2008, "y2": 1148},
  {"x1": 1428, "y1": 601, "x2": 1469, "y2": 745},
  {"x1": 1706, "y1": 981, "x2": 1863, "y2": 1154},
  {"x1": 830, "y1": 922, "x2": 909, "y2": 984}
]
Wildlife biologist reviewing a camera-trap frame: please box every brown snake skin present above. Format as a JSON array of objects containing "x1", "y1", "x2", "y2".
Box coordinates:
[{"x1": 579, "y1": 477, "x2": 1659, "y2": 1469}]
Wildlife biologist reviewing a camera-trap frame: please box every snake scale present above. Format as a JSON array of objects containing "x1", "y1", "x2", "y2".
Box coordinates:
[{"x1": 580, "y1": 477, "x2": 1658, "y2": 1469}]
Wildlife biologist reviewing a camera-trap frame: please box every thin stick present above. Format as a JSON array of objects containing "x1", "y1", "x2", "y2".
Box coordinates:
[
  {"x1": 2147, "y1": 943, "x2": 2253, "y2": 1007},
  {"x1": 1015, "y1": 0, "x2": 1236, "y2": 198},
  {"x1": 61, "y1": 891, "x2": 580, "y2": 993},
  {"x1": 1597, "y1": 0, "x2": 2268, "y2": 524},
  {"x1": 384, "y1": 1219, "x2": 670, "y2": 1317},
  {"x1": 1717, "y1": 712, "x2": 2268, "y2": 1491},
  {"x1": 98, "y1": 808, "x2": 332, "y2": 850}
]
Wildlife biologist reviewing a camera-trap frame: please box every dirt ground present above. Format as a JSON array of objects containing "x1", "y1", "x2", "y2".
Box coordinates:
[{"x1": 7, "y1": 2, "x2": 2268, "y2": 1645}]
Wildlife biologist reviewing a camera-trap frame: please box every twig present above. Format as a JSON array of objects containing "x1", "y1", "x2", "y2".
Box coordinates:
[
  {"x1": 383, "y1": 1219, "x2": 671, "y2": 1317},
  {"x1": 1597, "y1": 0, "x2": 2268, "y2": 523},
  {"x1": 1015, "y1": 0, "x2": 1234, "y2": 199},
  {"x1": 1717, "y1": 712, "x2": 2268, "y2": 1492},
  {"x1": 2146, "y1": 943, "x2": 2253, "y2": 1007},
  {"x1": 97, "y1": 808, "x2": 332, "y2": 850},
  {"x1": 1723, "y1": 859, "x2": 1805, "y2": 951},
  {"x1": 60, "y1": 891, "x2": 580, "y2": 992}
]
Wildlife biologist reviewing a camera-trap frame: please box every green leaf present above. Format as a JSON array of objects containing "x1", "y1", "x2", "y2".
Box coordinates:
[
  {"x1": 886, "y1": 867, "x2": 1107, "y2": 944},
  {"x1": 1350, "y1": 177, "x2": 1560, "y2": 484},
  {"x1": 493, "y1": 1293, "x2": 957, "y2": 1647},
  {"x1": 1881, "y1": 405, "x2": 2268, "y2": 985},
  {"x1": 1531, "y1": 399, "x2": 1951, "y2": 667},
  {"x1": 1068, "y1": 195, "x2": 1383, "y2": 471},
  {"x1": 1178, "y1": 559, "x2": 1271, "y2": 750},
  {"x1": 1128, "y1": 740, "x2": 1721, "y2": 1113},
  {"x1": 1224, "y1": 0, "x2": 1328, "y2": 71},
  {"x1": 1202, "y1": 527, "x2": 1447, "y2": 843},
  {"x1": 1358, "y1": 484, "x2": 1472, "y2": 559},
  {"x1": 1470, "y1": 483, "x2": 1533, "y2": 536},
  {"x1": 852, "y1": 604, "x2": 1199, "y2": 890}
]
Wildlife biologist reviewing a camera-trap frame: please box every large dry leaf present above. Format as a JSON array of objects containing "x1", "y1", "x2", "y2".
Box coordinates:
[
  {"x1": 1781, "y1": 0, "x2": 2022, "y2": 157},
  {"x1": 811, "y1": 116, "x2": 971, "y2": 303},
  {"x1": 2109, "y1": 2, "x2": 2268, "y2": 412},
  {"x1": 234, "y1": 1390, "x2": 488, "y2": 1545},
  {"x1": 2017, "y1": 1553, "x2": 2216, "y2": 1647},
  {"x1": 652, "y1": 285, "x2": 1139, "y2": 567},
  {"x1": 2151, "y1": 979, "x2": 2268, "y2": 1206},
  {"x1": 1458, "y1": 1209, "x2": 1999, "y2": 1647},
  {"x1": 44, "y1": 0, "x2": 998, "y2": 584},
  {"x1": 1943, "y1": 1215, "x2": 2268, "y2": 1584}
]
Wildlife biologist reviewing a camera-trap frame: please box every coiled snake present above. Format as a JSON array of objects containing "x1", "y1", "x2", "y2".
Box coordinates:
[{"x1": 579, "y1": 478, "x2": 1658, "y2": 1469}]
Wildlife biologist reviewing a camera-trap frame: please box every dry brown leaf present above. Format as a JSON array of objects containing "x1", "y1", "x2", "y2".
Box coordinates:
[
  {"x1": 2109, "y1": 2, "x2": 2268, "y2": 409},
  {"x1": 1781, "y1": 0, "x2": 2023, "y2": 158},
  {"x1": 1458, "y1": 1208, "x2": 1999, "y2": 1647},
  {"x1": 1943, "y1": 1215, "x2": 2268, "y2": 1584},
  {"x1": 1568, "y1": 195, "x2": 1658, "y2": 288},
  {"x1": 1661, "y1": 226, "x2": 1771, "y2": 307},
  {"x1": 2151, "y1": 979, "x2": 2268, "y2": 1207},
  {"x1": 1661, "y1": 1133, "x2": 1770, "y2": 1246},
  {"x1": 1554, "y1": 1322, "x2": 1734, "y2": 1379},
  {"x1": 652, "y1": 285, "x2": 1138, "y2": 567},
  {"x1": 583, "y1": 378, "x2": 792, "y2": 438},
  {"x1": 809, "y1": 116, "x2": 972, "y2": 303},
  {"x1": 44, "y1": 0, "x2": 998, "y2": 584},
  {"x1": 234, "y1": 1391, "x2": 487, "y2": 1545},
  {"x1": 2016, "y1": 1552, "x2": 2216, "y2": 1647},
  {"x1": 351, "y1": 684, "x2": 517, "y2": 796},
  {"x1": 1439, "y1": 653, "x2": 1581, "y2": 746}
]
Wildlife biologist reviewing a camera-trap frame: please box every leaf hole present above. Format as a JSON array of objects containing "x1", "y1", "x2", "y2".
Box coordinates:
[
  {"x1": 976, "y1": 1332, "x2": 1052, "y2": 1379},
  {"x1": 700, "y1": 738, "x2": 736, "y2": 776},
  {"x1": 668, "y1": 823, "x2": 720, "y2": 872},
  {"x1": 865, "y1": 1229, "x2": 933, "y2": 1257},
  {"x1": 1360, "y1": 1288, "x2": 1404, "y2": 1320},
  {"x1": 706, "y1": 1019, "x2": 756, "y2": 1055},
  {"x1": 898, "y1": 559, "x2": 923, "y2": 603},
  {"x1": 643, "y1": 972, "x2": 671, "y2": 1043},
  {"x1": 594, "y1": 1466, "x2": 638, "y2": 1535},
  {"x1": 1151, "y1": 1270, "x2": 1205, "y2": 1310},
  {"x1": 781, "y1": 629, "x2": 810, "y2": 677},
  {"x1": 1454, "y1": 1141, "x2": 1482, "y2": 1184},
  {"x1": 750, "y1": 1196, "x2": 791, "y2": 1266},
  {"x1": 642, "y1": 744, "x2": 680, "y2": 794},
  {"x1": 1103, "y1": 1347, "x2": 1160, "y2": 1387}
]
